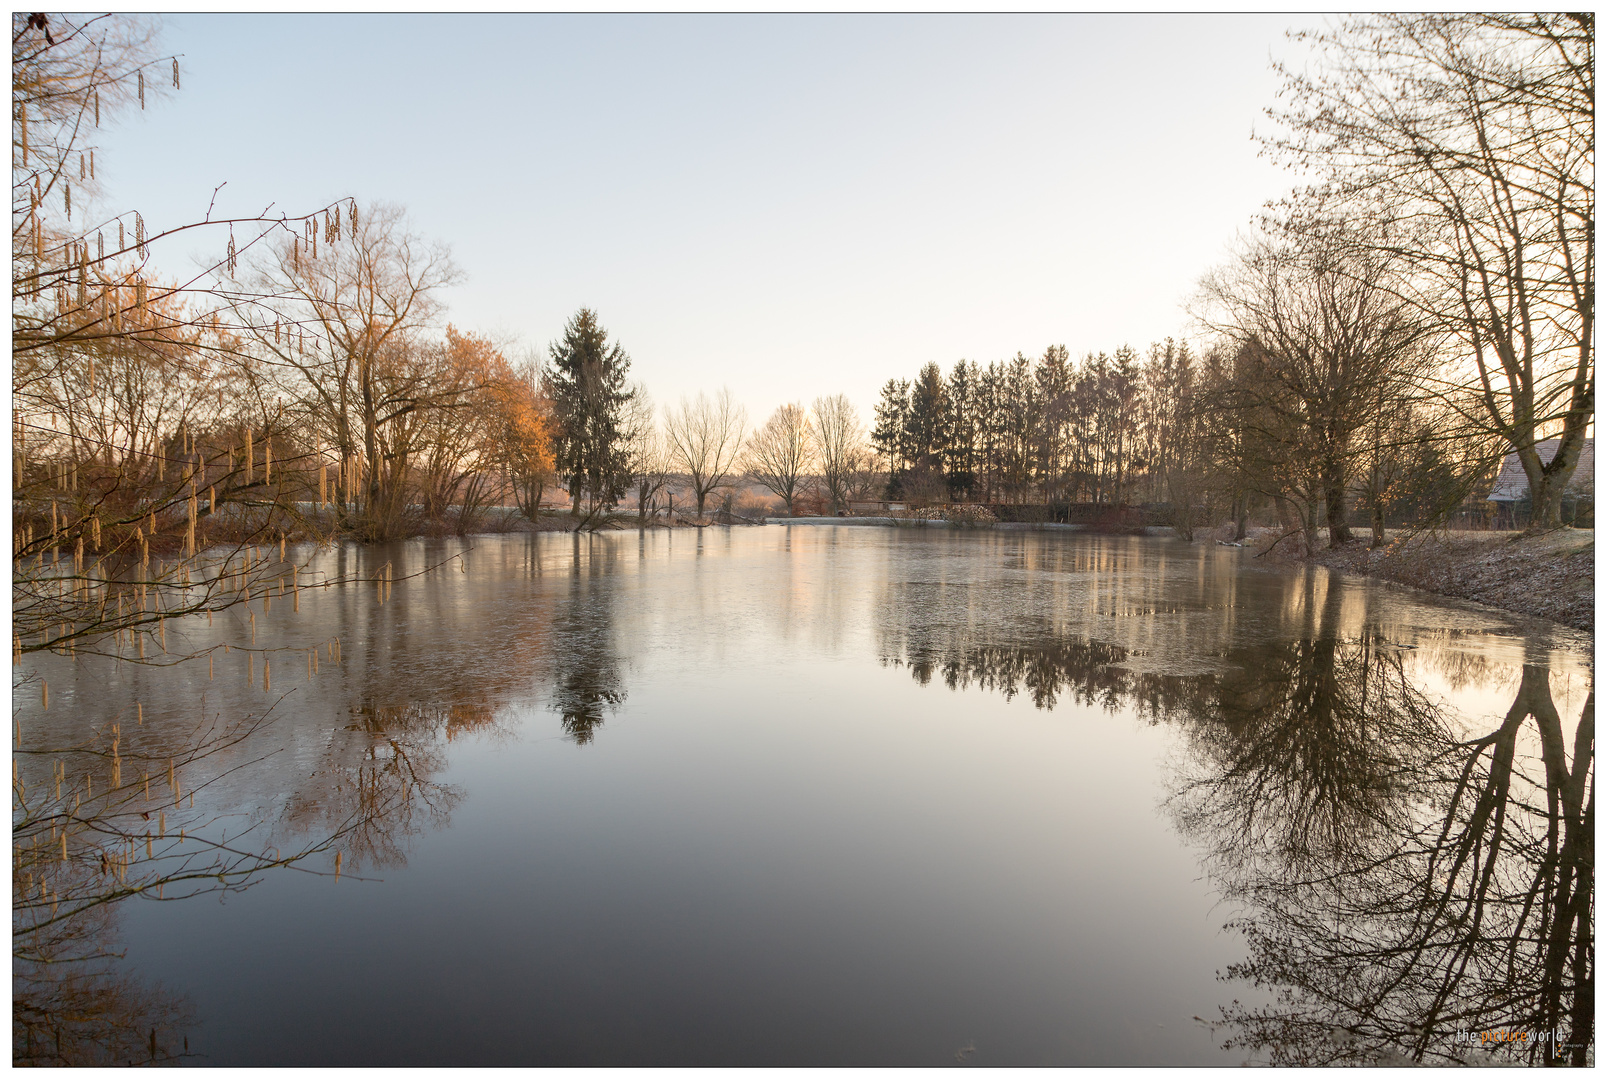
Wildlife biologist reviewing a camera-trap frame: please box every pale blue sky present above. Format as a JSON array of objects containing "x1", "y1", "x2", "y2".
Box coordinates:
[{"x1": 92, "y1": 13, "x2": 1319, "y2": 423}]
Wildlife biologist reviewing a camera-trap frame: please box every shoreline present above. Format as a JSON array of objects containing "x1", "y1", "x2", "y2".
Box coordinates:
[
  {"x1": 1264, "y1": 527, "x2": 1594, "y2": 635},
  {"x1": 776, "y1": 519, "x2": 1597, "y2": 634},
  {"x1": 284, "y1": 514, "x2": 1593, "y2": 635}
]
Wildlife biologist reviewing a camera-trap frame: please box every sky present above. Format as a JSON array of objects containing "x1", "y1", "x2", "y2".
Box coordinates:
[{"x1": 89, "y1": 13, "x2": 1323, "y2": 426}]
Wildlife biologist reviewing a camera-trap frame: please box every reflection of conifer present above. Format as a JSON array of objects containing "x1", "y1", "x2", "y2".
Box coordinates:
[
  {"x1": 885, "y1": 630, "x2": 1210, "y2": 717},
  {"x1": 546, "y1": 544, "x2": 627, "y2": 744},
  {"x1": 550, "y1": 667, "x2": 627, "y2": 746}
]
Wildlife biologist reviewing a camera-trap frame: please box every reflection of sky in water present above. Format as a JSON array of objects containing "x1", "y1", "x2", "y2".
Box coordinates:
[{"x1": 12, "y1": 528, "x2": 1591, "y2": 1066}]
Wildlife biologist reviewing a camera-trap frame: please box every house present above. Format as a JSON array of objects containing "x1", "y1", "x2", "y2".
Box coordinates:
[
  {"x1": 1486, "y1": 437, "x2": 1593, "y2": 527},
  {"x1": 1486, "y1": 437, "x2": 1594, "y2": 502}
]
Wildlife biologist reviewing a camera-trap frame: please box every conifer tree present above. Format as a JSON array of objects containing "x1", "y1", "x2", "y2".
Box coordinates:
[{"x1": 545, "y1": 308, "x2": 634, "y2": 515}]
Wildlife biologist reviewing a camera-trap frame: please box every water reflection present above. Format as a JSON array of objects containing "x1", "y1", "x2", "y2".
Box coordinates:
[
  {"x1": 880, "y1": 565, "x2": 1593, "y2": 1066},
  {"x1": 1175, "y1": 580, "x2": 1447, "y2": 874},
  {"x1": 14, "y1": 913, "x2": 193, "y2": 1066},
  {"x1": 280, "y1": 701, "x2": 494, "y2": 873},
  {"x1": 886, "y1": 634, "x2": 1135, "y2": 713},
  {"x1": 547, "y1": 537, "x2": 627, "y2": 745},
  {"x1": 1198, "y1": 653, "x2": 1593, "y2": 1066},
  {"x1": 13, "y1": 529, "x2": 1592, "y2": 1065}
]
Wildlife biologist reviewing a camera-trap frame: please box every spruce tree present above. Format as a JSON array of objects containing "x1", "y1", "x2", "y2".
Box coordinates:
[{"x1": 546, "y1": 308, "x2": 634, "y2": 514}]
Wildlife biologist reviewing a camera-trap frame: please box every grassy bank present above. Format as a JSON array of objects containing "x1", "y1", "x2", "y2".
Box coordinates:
[{"x1": 1249, "y1": 527, "x2": 1595, "y2": 634}]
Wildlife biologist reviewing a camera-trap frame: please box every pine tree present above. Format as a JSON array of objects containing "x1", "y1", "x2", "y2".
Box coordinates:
[
  {"x1": 906, "y1": 361, "x2": 949, "y2": 468},
  {"x1": 545, "y1": 308, "x2": 634, "y2": 515},
  {"x1": 943, "y1": 361, "x2": 979, "y2": 499},
  {"x1": 870, "y1": 378, "x2": 911, "y2": 495}
]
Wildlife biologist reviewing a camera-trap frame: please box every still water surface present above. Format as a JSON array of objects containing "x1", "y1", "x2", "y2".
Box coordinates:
[{"x1": 15, "y1": 527, "x2": 1593, "y2": 1065}]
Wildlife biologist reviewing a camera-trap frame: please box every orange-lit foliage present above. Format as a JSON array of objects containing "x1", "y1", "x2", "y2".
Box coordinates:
[{"x1": 413, "y1": 326, "x2": 554, "y2": 527}]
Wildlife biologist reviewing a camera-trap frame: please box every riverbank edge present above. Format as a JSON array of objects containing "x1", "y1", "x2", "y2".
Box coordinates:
[
  {"x1": 408, "y1": 513, "x2": 1593, "y2": 635},
  {"x1": 776, "y1": 516, "x2": 1170, "y2": 534},
  {"x1": 1268, "y1": 528, "x2": 1594, "y2": 636},
  {"x1": 776, "y1": 517, "x2": 1595, "y2": 635}
]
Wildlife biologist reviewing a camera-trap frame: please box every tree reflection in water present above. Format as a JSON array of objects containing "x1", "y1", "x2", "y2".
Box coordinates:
[
  {"x1": 546, "y1": 538, "x2": 627, "y2": 745},
  {"x1": 15, "y1": 689, "x2": 513, "y2": 1062},
  {"x1": 881, "y1": 584, "x2": 1592, "y2": 1066},
  {"x1": 14, "y1": 535, "x2": 622, "y2": 1062},
  {"x1": 13, "y1": 901, "x2": 195, "y2": 1066},
  {"x1": 280, "y1": 700, "x2": 502, "y2": 873}
]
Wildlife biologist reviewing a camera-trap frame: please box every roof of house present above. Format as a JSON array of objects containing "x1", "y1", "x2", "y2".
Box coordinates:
[{"x1": 1487, "y1": 437, "x2": 1594, "y2": 501}]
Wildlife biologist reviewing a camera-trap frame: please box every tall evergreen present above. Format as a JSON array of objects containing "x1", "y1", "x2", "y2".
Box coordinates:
[
  {"x1": 871, "y1": 378, "x2": 912, "y2": 491},
  {"x1": 906, "y1": 361, "x2": 950, "y2": 466},
  {"x1": 943, "y1": 361, "x2": 979, "y2": 498},
  {"x1": 546, "y1": 308, "x2": 635, "y2": 514}
]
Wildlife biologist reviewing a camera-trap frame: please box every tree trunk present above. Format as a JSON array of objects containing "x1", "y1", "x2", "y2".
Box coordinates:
[
  {"x1": 1322, "y1": 462, "x2": 1352, "y2": 547},
  {"x1": 1520, "y1": 432, "x2": 1587, "y2": 532}
]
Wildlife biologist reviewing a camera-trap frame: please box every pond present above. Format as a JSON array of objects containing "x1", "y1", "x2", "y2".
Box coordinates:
[{"x1": 12, "y1": 526, "x2": 1594, "y2": 1066}]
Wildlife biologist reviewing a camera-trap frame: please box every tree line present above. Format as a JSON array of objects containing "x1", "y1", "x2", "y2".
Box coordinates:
[{"x1": 861, "y1": 15, "x2": 1591, "y2": 549}]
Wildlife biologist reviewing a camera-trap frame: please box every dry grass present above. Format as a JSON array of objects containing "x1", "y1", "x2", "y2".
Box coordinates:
[{"x1": 1254, "y1": 527, "x2": 1594, "y2": 633}]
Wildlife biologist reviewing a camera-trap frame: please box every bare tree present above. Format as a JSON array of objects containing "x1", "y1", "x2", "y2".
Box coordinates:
[
  {"x1": 744, "y1": 403, "x2": 814, "y2": 515},
  {"x1": 1266, "y1": 14, "x2": 1593, "y2": 530},
  {"x1": 240, "y1": 202, "x2": 461, "y2": 539},
  {"x1": 621, "y1": 384, "x2": 672, "y2": 522},
  {"x1": 664, "y1": 388, "x2": 746, "y2": 517},
  {"x1": 1196, "y1": 234, "x2": 1434, "y2": 549},
  {"x1": 812, "y1": 393, "x2": 866, "y2": 515},
  {"x1": 10, "y1": 17, "x2": 417, "y2": 1057}
]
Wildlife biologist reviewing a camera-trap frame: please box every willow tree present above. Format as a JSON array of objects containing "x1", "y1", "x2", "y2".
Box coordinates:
[
  {"x1": 238, "y1": 201, "x2": 460, "y2": 539},
  {"x1": 812, "y1": 393, "x2": 866, "y2": 515}
]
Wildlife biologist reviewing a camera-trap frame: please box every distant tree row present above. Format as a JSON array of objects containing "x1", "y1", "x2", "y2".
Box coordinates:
[
  {"x1": 861, "y1": 14, "x2": 1591, "y2": 548},
  {"x1": 868, "y1": 343, "x2": 1197, "y2": 510}
]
